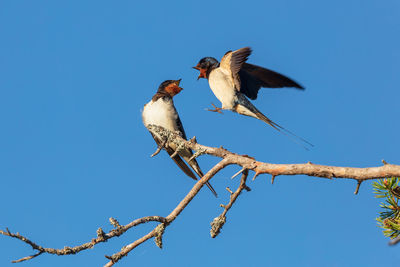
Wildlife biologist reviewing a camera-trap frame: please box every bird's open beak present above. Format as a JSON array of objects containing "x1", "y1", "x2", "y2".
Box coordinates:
[
  {"x1": 193, "y1": 65, "x2": 206, "y2": 80},
  {"x1": 174, "y1": 79, "x2": 183, "y2": 91},
  {"x1": 197, "y1": 69, "x2": 207, "y2": 80}
]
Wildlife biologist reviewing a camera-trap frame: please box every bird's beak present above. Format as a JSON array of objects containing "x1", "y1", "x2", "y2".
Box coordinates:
[
  {"x1": 197, "y1": 69, "x2": 207, "y2": 80},
  {"x1": 174, "y1": 79, "x2": 183, "y2": 91},
  {"x1": 193, "y1": 64, "x2": 205, "y2": 80}
]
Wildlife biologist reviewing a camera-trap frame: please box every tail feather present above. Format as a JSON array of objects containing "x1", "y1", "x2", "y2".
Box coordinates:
[
  {"x1": 205, "y1": 181, "x2": 218, "y2": 197},
  {"x1": 169, "y1": 153, "x2": 198, "y2": 180},
  {"x1": 255, "y1": 111, "x2": 314, "y2": 150},
  {"x1": 235, "y1": 96, "x2": 313, "y2": 149},
  {"x1": 168, "y1": 148, "x2": 218, "y2": 197},
  {"x1": 190, "y1": 163, "x2": 218, "y2": 197}
]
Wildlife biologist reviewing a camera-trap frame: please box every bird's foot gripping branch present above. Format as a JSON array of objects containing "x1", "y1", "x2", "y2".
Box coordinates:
[{"x1": 2, "y1": 125, "x2": 400, "y2": 266}]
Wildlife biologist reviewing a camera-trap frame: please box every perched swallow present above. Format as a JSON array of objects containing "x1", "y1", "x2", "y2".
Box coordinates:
[
  {"x1": 142, "y1": 79, "x2": 217, "y2": 197},
  {"x1": 193, "y1": 47, "x2": 312, "y2": 148}
]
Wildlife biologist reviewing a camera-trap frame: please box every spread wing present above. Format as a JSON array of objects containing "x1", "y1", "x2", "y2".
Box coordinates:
[
  {"x1": 219, "y1": 47, "x2": 252, "y2": 91},
  {"x1": 238, "y1": 63, "x2": 304, "y2": 100}
]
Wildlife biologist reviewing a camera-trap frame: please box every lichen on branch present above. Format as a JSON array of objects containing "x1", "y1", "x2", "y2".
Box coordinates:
[{"x1": 1, "y1": 125, "x2": 400, "y2": 266}]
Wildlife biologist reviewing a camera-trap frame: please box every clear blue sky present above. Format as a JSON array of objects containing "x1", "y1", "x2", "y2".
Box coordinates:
[{"x1": 1, "y1": 1, "x2": 399, "y2": 266}]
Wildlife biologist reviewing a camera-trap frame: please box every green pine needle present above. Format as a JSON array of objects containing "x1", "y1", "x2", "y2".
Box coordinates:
[{"x1": 373, "y1": 177, "x2": 400, "y2": 239}]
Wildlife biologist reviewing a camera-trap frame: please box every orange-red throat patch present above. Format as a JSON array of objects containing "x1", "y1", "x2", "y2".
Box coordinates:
[
  {"x1": 198, "y1": 68, "x2": 207, "y2": 80},
  {"x1": 165, "y1": 83, "x2": 183, "y2": 97}
]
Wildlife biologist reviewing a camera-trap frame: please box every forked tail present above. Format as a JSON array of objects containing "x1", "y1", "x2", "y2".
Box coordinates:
[
  {"x1": 255, "y1": 112, "x2": 314, "y2": 150},
  {"x1": 235, "y1": 94, "x2": 313, "y2": 149}
]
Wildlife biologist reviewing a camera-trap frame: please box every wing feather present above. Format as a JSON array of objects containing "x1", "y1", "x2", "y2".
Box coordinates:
[
  {"x1": 239, "y1": 63, "x2": 304, "y2": 100},
  {"x1": 150, "y1": 132, "x2": 197, "y2": 180},
  {"x1": 220, "y1": 47, "x2": 252, "y2": 91}
]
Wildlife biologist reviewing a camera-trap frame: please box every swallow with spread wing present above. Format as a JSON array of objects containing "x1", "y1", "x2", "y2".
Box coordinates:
[
  {"x1": 142, "y1": 79, "x2": 217, "y2": 196},
  {"x1": 193, "y1": 47, "x2": 312, "y2": 148}
]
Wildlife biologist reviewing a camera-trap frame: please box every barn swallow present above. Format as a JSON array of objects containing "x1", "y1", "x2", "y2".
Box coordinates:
[
  {"x1": 193, "y1": 47, "x2": 312, "y2": 148},
  {"x1": 142, "y1": 79, "x2": 217, "y2": 197}
]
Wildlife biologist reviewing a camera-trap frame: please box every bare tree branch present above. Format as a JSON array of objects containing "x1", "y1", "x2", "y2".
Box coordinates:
[
  {"x1": 0, "y1": 216, "x2": 167, "y2": 262},
  {"x1": 211, "y1": 169, "x2": 251, "y2": 238},
  {"x1": 146, "y1": 125, "x2": 400, "y2": 182},
  {"x1": 11, "y1": 252, "x2": 44, "y2": 263},
  {"x1": 389, "y1": 236, "x2": 400, "y2": 246},
  {"x1": 104, "y1": 158, "x2": 229, "y2": 266},
  {"x1": 1, "y1": 125, "x2": 399, "y2": 265}
]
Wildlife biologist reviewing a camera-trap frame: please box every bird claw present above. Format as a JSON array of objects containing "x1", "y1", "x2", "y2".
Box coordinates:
[{"x1": 206, "y1": 103, "x2": 223, "y2": 114}]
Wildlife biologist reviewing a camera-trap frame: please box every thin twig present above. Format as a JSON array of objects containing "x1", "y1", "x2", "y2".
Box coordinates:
[
  {"x1": 0, "y1": 216, "x2": 166, "y2": 262},
  {"x1": 150, "y1": 138, "x2": 167, "y2": 157},
  {"x1": 389, "y1": 236, "x2": 400, "y2": 246},
  {"x1": 271, "y1": 175, "x2": 276, "y2": 184},
  {"x1": 231, "y1": 167, "x2": 246, "y2": 179},
  {"x1": 354, "y1": 180, "x2": 363, "y2": 195},
  {"x1": 103, "y1": 158, "x2": 230, "y2": 266},
  {"x1": 211, "y1": 170, "x2": 250, "y2": 238},
  {"x1": 11, "y1": 251, "x2": 44, "y2": 263},
  {"x1": 104, "y1": 229, "x2": 157, "y2": 267},
  {"x1": 2, "y1": 125, "x2": 400, "y2": 265}
]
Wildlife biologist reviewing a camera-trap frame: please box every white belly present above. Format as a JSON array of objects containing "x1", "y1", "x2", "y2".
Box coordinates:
[
  {"x1": 142, "y1": 98, "x2": 179, "y2": 132},
  {"x1": 208, "y1": 68, "x2": 237, "y2": 110}
]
